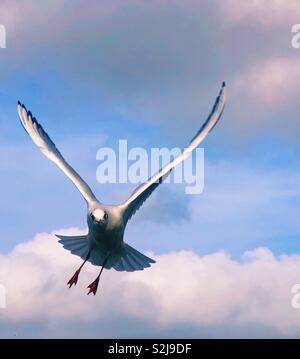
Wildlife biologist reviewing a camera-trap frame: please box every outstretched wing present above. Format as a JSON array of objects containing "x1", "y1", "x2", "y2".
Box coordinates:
[
  {"x1": 120, "y1": 82, "x2": 226, "y2": 223},
  {"x1": 18, "y1": 102, "x2": 97, "y2": 205}
]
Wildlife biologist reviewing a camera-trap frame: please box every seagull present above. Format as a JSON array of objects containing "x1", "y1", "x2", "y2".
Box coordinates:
[{"x1": 17, "y1": 82, "x2": 226, "y2": 295}]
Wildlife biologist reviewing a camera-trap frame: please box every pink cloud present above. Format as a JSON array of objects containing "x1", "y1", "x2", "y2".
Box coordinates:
[
  {"x1": 220, "y1": 0, "x2": 300, "y2": 26},
  {"x1": 234, "y1": 57, "x2": 300, "y2": 107}
]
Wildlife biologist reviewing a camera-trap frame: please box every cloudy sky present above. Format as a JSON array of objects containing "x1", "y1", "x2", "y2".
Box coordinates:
[{"x1": 1, "y1": 0, "x2": 300, "y2": 338}]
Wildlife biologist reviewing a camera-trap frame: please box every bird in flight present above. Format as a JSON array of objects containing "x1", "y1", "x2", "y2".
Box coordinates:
[{"x1": 17, "y1": 82, "x2": 226, "y2": 295}]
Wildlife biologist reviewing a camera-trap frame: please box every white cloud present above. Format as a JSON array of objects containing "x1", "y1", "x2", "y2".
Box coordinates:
[
  {"x1": 220, "y1": 0, "x2": 300, "y2": 26},
  {"x1": 1, "y1": 229, "x2": 300, "y2": 337}
]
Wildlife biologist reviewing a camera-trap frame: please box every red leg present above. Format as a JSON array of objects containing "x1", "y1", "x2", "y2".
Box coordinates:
[
  {"x1": 67, "y1": 251, "x2": 90, "y2": 288},
  {"x1": 87, "y1": 256, "x2": 109, "y2": 296},
  {"x1": 87, "y1": 275, "x2": 100, "y2": 296}
]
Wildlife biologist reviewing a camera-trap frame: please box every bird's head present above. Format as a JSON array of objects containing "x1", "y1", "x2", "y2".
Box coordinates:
[{"x1": 88, "y1": 208, "x2": 109, "y2": 228}]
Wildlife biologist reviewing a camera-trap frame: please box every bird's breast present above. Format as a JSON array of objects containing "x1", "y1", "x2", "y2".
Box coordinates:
[{"x1": 89, "y1": 225, "x2": 124, "y2": 252}]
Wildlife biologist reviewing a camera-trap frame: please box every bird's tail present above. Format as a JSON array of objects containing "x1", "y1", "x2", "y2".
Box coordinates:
[
  {"x1": 56, "y1": 234, "x2": 89, "y2": 260},
  {"x1": 112, "y1": 243, "x2": 156, "y2": 272},
  {"x1": 56, "y1": 234, "x2": 155, "y2": 272},
  {"x1": 89, "y1": 242, "x2": 156, "y2": 272}
]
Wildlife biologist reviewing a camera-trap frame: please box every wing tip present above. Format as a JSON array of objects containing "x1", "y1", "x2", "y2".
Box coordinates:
[
  {"x1": 219, "y1": 81, "x2": 227, "y2": 101},
  {"x1": 17, "y1": 101, "x2": 27, "y2": 111},
  {"x1": 19, "y1": 103, "x2": 40, "y2": 128}
]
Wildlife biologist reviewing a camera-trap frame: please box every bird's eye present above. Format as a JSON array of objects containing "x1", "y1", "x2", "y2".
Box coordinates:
[
  {"x1": 90, "y1": 214, "x2": 95, "y2": 221},
  {"x1": 104, "y1": 213, "x2": 108, "y2": 220}
]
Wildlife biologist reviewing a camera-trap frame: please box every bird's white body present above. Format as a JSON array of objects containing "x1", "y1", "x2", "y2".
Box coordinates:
[
  {"x1": 88, "y1": 204, "x2": 124, "y2": 252},
  {"x1": 17, "y1": 82, "x2": 226, "y2": 294},
  {"x1": 86, "y1": 203, "x2": 126, "y2": 265},
  {"x1": 57, "y1": 201, "x2": 155, "y2": 272}
]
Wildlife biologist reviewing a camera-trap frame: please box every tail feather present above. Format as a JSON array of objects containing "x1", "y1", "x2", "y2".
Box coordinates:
[
  {"x1": 113, "y1": 259, "x2": 125, "y2": 271},
  {"x1": 112, "y1": 243, "x2": 155, "y2": 272},
  {"x1": 127, "y1": 252, "x2": 144, "y2": 270},
  {"x1": 128, "y1": 245, "x2": 155, "y2": 266},
  {"x1": 56, "y1": 234, "x2": 89, "y2": 259},
  {"x1": 123, "y1": 255, "x2": 136, "y2": 271},
  {"x1": 56, "y1": 234, "x2": 155, "y2": 272}
]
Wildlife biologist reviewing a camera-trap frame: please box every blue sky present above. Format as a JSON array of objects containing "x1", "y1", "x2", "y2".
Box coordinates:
[{"x1": 1, "y1": 0, "x2": 300, "y2": 338}]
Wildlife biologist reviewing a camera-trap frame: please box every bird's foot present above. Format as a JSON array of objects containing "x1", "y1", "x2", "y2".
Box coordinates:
[
  {"x1": 67, "y1": 269, "x2": 80, "y2": 288},
  {"x1": 87, "y1": 277, "x2": 100, "y2": 296}
]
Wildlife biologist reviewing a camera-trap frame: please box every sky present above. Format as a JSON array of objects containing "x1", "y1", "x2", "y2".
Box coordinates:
[{"x1": 0, "y1": 0, "x2": 300, "y2": 338}]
